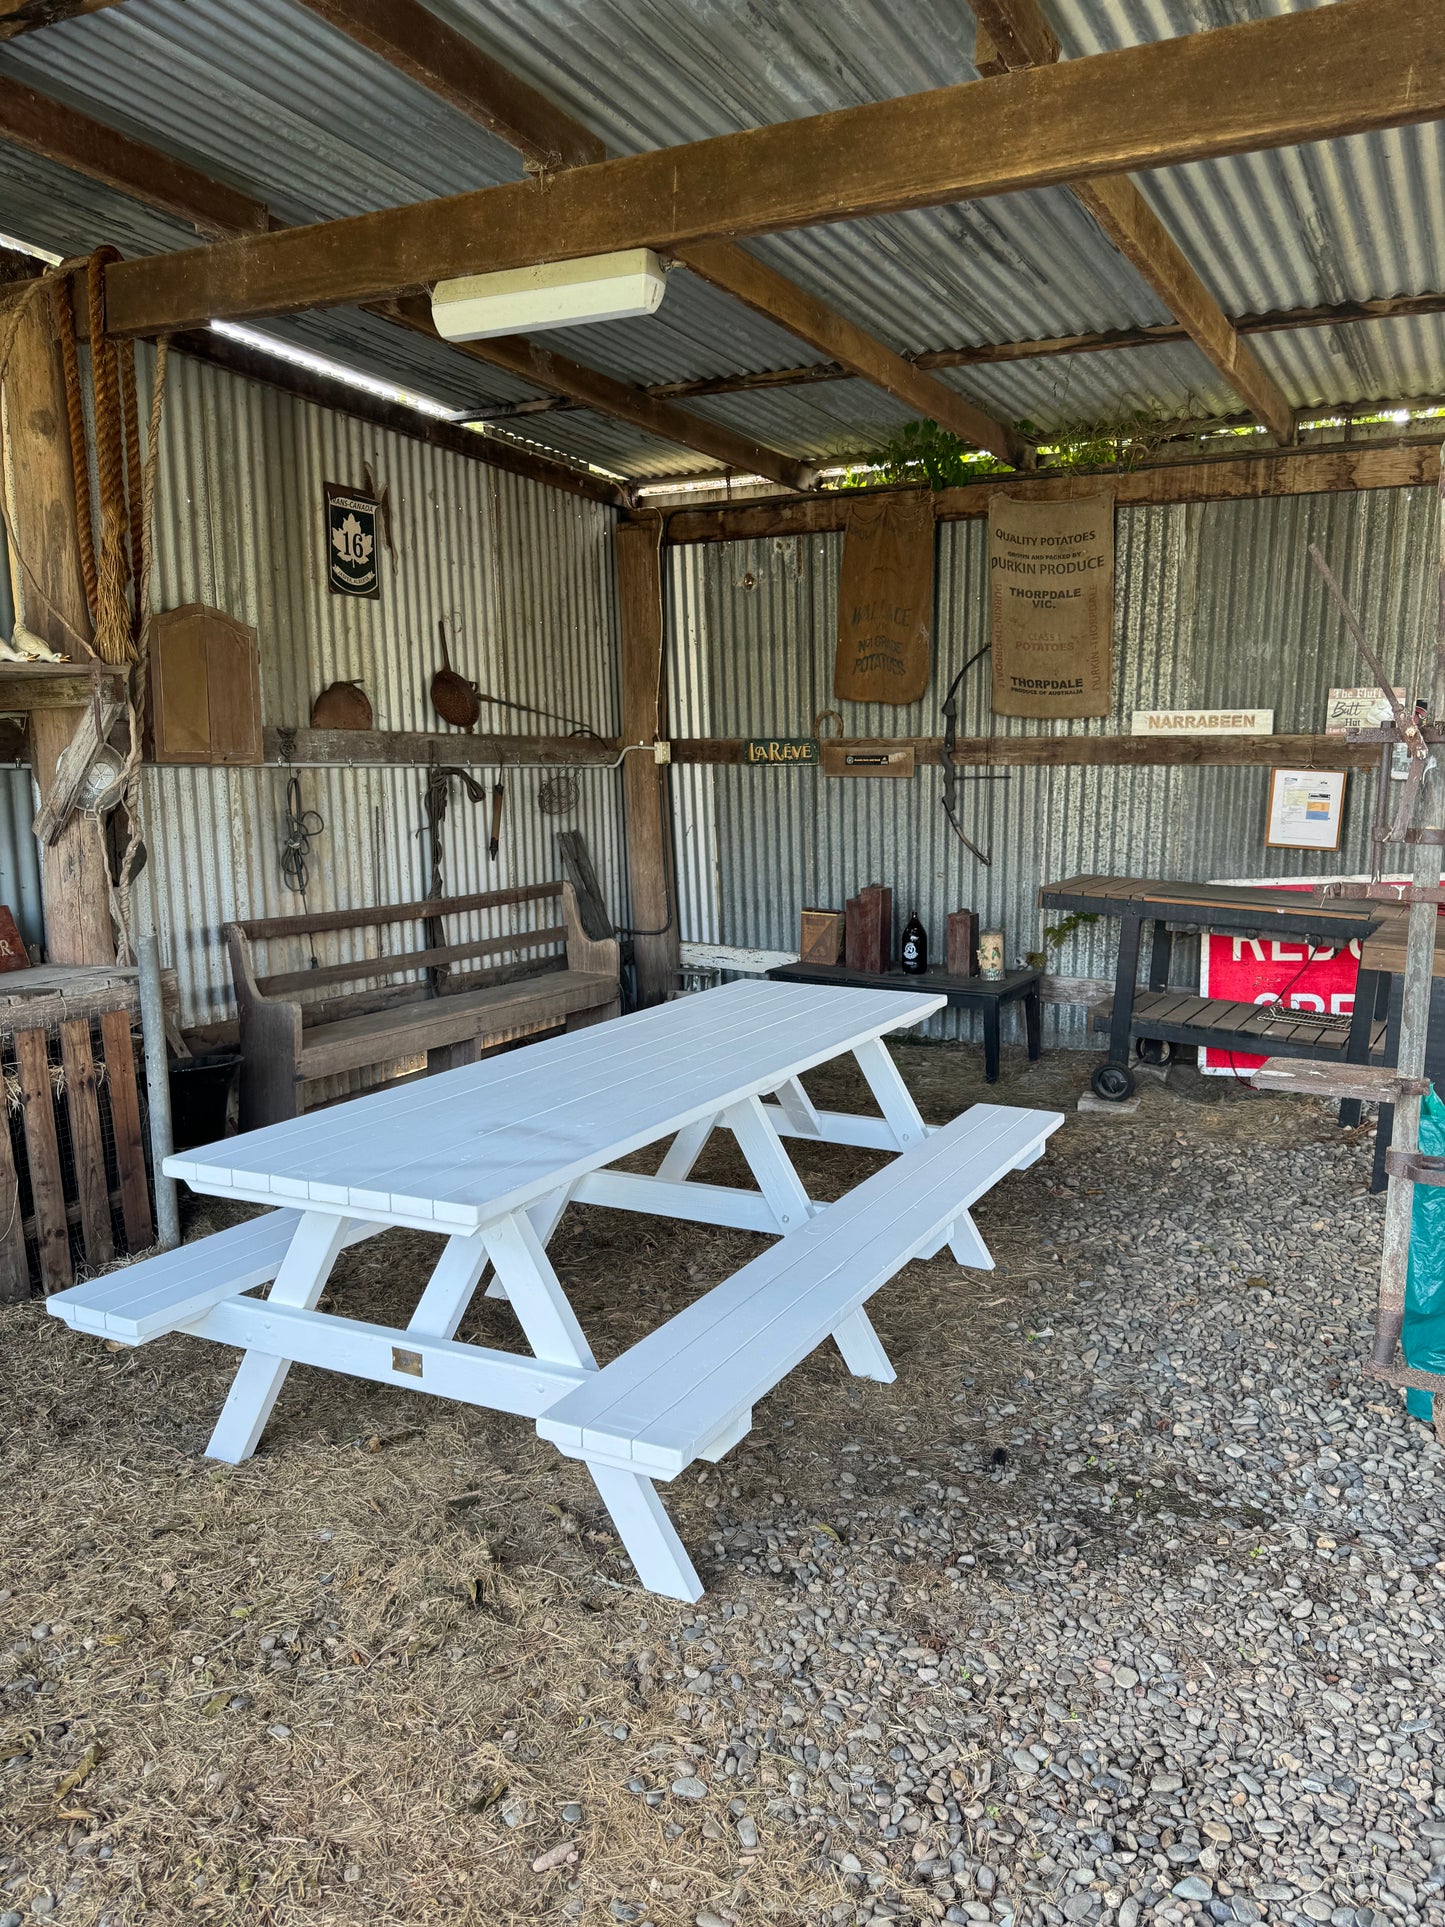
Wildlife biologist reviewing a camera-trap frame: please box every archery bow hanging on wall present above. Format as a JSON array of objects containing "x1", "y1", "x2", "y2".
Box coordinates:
[{"x1": 939, "y1": 642, "x2": 1009, "y2": 866}]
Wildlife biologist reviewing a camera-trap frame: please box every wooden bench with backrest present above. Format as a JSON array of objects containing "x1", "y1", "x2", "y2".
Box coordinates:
[
  {"x1": 227, "y1": 880, "x2": 619, "y2": 1128},
  {"x1": 537, "y1": 1102, "x2": 1062, "y2": 1483}
]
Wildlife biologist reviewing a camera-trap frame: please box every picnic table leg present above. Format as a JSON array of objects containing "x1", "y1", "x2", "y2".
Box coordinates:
[
  {"x1": 485, "y1": 1183, "x2": 572, "y2": 1304},
  {"x1": 484, "y1": 1206, "x2": 703, "y2": 1599},
  {"x1": 587, "y1": 1463, "x2": 704, "y2": 1601},
  {"x1": 770, "y1": 1078, "x2": 823, "y2": 1138},
  {"x1": 205, "y1": 1211, "x2": 354, "y2": 1463},
  {"x1": 657, "y1": 1114, "x2": 718, "y2": 1181},
  {"x1": 722, "y1": 1094, "x2": 815, "y2": 1234},
  {"x1": 850, "y1": 1036, "x2": 929, "y2": 1149},
  {"x1": 724, "y1": 1093, "x2": 895, "y2": 1380},
  {"x1": 482, "y1": 1211, "x2": 598, "y2": 1370},
  {"x1": 408, "y1": 1230, "x2": 491, "y2": 1340},
  {"x1": 831, "y1": 1309, "x2": 895, "y2": 1383}
]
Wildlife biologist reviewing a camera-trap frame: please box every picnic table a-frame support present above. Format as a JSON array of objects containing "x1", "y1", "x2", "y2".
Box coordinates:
[{"x1": 193, "y1": 1036, "x2": 941, "y2": 1600}]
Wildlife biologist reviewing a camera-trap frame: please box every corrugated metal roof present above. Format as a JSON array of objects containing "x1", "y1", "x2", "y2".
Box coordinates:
[{"x1": 2, "y1": 0, "x2": 1443, "y2": 481}]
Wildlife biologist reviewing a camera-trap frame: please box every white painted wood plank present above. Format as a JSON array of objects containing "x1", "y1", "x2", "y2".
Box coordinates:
[
  {"x1": 45, "y1": 1211, "x2": 381, "y2": 1344},
  {"x1": 190, "y1": 1298, "x2": 586, "y2": 1416},
  {"x1": 168, "y1": 982, "x2": 945, "y2": 1226},
  {"x1": 585, "y1": 1463, "x2": 703, "y2": 1601},
  {"x1": 571, "y1": 1171, "x2": 785, "y2": 1234},
  {"x1": 204, "y1": 1212, "x2": 355, "y2": 1463},
  {"x1": 764, "y1": 1106, "x2": 901, "y2": 1153},
  {"x1": 539, "y1": 1106, "x2": 1061, "y2": 1474},
  {"x1": 851, "y1": 1035, "x2": 929, "y2": 1150},
  {"x1": 481, "y1": 1212, "x2": 596, "y2": 1370}
]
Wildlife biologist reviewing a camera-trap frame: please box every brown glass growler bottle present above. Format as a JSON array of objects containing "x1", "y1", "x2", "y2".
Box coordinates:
[{"x1": 901, "y1": 910, "x2": 928, "y2": 974}]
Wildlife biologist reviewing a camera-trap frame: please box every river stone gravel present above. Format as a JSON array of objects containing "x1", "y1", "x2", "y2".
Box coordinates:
[
  {"x1": 3, "y1": 1048, "x2": 1443, "y2": 1927},
  {"x1": 612, "y1": 1065, "x2": 1445, "y2": 1927}
]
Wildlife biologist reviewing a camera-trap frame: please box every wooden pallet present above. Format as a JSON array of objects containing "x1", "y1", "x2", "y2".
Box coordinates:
[{"x1": 0, "y1": 984, "x2": 156, "y2": 1301}]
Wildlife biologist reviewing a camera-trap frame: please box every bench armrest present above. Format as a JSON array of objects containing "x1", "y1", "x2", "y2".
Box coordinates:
[
  {"x1": 226, "y1": 922, "x2": 304, "y2": 1128},
  {"x1": 562, "y1": 881, "x2": 619, "y2": 981}
]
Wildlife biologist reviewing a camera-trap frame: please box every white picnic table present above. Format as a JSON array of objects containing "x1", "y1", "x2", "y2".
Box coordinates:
[{"x1": 50, "y1": 980, "x2": 1061, "y2": 1599}]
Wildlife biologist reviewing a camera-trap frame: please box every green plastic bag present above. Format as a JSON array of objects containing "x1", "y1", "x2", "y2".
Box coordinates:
[{"x1": 1404, "y1": 1086, "x2": 1445, "y2": 1421}]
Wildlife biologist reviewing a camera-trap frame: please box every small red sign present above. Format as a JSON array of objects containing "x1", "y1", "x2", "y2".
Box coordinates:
[
  {"x1": 0, "y1": 905, "x2": 30, "y2": 973},
  {"x1": 1197, "y1": 877, "x2": 1440, "y2": 1074}
]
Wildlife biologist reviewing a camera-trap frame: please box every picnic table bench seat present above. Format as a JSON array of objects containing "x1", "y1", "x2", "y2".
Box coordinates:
[
  {"x1": 537, "y1": 1102, "x2": 1062, "y2": 1481},
  {"x1": 47, "y1": 1210, "x2": 378, "y2": 1343}
]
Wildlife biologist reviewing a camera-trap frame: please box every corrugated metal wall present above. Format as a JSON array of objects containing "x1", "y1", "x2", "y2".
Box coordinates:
[
  {"x1": 133, "y1": 349, "x2": 627, "y2": 1037},
  {"x1": 667, "y1": 484, "x2": 1439, "y2": 1045}
]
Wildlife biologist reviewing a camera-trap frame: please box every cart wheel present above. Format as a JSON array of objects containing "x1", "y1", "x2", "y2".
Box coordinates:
[
  {"x1": 1136, "y1": 1039, "x2": 1173, "y2": 1067},
  {"x1": 1090, "y1": 1063, "x2": 1136, "y2": 1102}
]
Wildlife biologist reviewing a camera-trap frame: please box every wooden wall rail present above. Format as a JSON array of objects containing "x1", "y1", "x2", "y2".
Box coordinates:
[
  {"x1": 663, "y1": 445, "x2": 1442, "y2": 544},
  {"x1": 672, "y1": 734, "x2": 1381, "y2": 771}
]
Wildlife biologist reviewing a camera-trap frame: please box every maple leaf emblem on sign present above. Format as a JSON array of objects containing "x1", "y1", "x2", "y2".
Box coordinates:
[{"x1": 332, "y1": 511, "x2": 374, "y2": 565}]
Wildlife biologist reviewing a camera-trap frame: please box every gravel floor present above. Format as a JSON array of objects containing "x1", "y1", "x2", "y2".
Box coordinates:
[{"x1": 2, "y1": 1043, "x2": 1443, "y2": 1927}]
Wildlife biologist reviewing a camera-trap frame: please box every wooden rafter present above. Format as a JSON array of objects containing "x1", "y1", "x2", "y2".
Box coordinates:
[
  {"x1": 294, "y1": 0, "x2": 1028, "y2": 468},
  {"x1": 676, "y1": 241, "x2": 1030, "y2": 469},
  {"x1": 0, "y1": 74, "x2": 269, "y2": 236},
  {"x1": 383, "y1": 297, "x2": 816, "y2": 492},
  {"x1": 0, "y1": 0, "x2": 127, "y2": 41},
  {"x1": 970, "y1": 0, "x2": 1294, "y2": 443},
  {"x1": 289, "y1": 0, "x2": 604, "y2": 170},
  {"x1": 100, "y1": 0, "x2": 1445, "y2": 341},
  {"x1": 461, "y1": 291, "x2": 1445, "y2": 418},
  {"x1": 0, "y1": 78, "x2": 816, "y2": 491}
]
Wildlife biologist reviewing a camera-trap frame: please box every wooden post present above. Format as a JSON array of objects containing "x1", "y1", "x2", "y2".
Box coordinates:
[
  {"x1": 0, "y1": 280, "x2": 115, "y2": 964},
  {"x1": 616, "y1": 516, "x2": 677, "y2": 1007},
  {"x1": 1374, "y1": 450, "x2": 1445, "y2": 1381}
]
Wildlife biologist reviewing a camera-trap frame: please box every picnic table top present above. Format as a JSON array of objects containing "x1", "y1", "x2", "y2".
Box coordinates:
[{"x1": 166, "y1": 978, "x2": 946, "y2": 1233}]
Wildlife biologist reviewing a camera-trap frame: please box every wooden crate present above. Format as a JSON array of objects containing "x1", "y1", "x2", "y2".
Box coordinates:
[
  {"x1": 799, "y1": 908, "x2": 844, "y2": 966},
  {"x1": 0, "y1": 971, "x2": 160, "y2": 1300},
  {"x1": 947, "y1": 909, "x2": 980, "y2": 977},
  {"x1": 845, "y1": 884, "x2": 892, "y2": 973}
]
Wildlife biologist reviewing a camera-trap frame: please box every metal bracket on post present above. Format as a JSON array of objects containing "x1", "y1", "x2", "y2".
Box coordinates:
[{"x1": 1384, "y1": 1148, "x2": 1445, "y2": 1188}]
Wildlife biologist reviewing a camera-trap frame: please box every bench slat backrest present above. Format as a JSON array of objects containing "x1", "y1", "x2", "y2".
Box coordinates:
[
  {"x1": 235, "y1": 882, "x2": 560, "y2": 943},
  {"x1": 538, "y1": 1104, "x2": 1061, "y2": 1477}
]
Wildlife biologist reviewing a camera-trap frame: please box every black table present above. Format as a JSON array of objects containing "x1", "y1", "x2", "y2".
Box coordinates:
[
  {"x1": 766, "y1": 962, "x2": 1040, "y2": 1083},
  {"x1": 1039, "y1": 873, "x2": 1392, "y2": 1102}
]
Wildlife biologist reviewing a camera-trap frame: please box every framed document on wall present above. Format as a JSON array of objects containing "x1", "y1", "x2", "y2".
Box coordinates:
[{"x1": 1264, "y1": 768, "x2": 1347, "y2": 852}]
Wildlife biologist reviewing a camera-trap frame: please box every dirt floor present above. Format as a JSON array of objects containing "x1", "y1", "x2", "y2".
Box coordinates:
[{"x1": 0, "y1": 1044, "x2": 1435, "y2": 1926}]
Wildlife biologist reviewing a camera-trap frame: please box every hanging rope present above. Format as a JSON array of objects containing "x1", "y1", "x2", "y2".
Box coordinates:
[
  {"x1": 49, "y1": 274, "x2": 98, "y2": 626},
  {"x1": 118, "y1": 340, "x2": 145, "y2": 630},
  {"x1": 0, "y1": 268, "x2": 97, "y2": 662},
  {"x1": 108, "y1": 336, "x2": 171, "y2": 963},
  {"x1": 85, "y1": 246, "x2": 136, "y2": 667}
]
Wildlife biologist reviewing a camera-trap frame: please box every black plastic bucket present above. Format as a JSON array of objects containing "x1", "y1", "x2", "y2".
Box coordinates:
[{"x1": 168, "y1": 1050, "x2": 241, "y2": 1151}]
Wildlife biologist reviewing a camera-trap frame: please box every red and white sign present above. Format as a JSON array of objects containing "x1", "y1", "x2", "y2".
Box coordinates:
[{"x1": 1196, "y1": 876, "x2": 1441, "y2": 1075}]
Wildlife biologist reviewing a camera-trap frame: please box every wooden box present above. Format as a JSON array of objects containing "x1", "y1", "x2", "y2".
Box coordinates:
[
  {"x1": 845, "y1": 884, "x2": 891, "y2": 973},
  {"x1": 947, "y1": 909, "x2": 979, "y2": 977},
  {"x1": 149, "y1": 603, "x2": 262, "y2": 766},
  {"x1": 799, "y1": 908, "x2": 844, "y2": 966}
]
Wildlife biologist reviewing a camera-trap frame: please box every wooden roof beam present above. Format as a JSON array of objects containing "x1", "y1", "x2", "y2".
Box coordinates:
[
  {"x1": 970, "y1": 0, "x2": 1295, "y2": 444},
  {"x1": 288, "y1": 0, "x2": 605, "y2": 171},
  {"x1": 383, "y1": 298, "x2": 817, "y2": 492},
  {"x1": 0, "y1": 73, "x2": 269, "y2": 236},
  {"x1": 0, "y1": 0, "x2": 129, "y2": 42},
  {"x1": 297, "y1": 0, "x2": 1027, "y2": 467},
  {"x1": 100, "y1": 0, "x2": 1445, "y2": 342},
  {"x1": 0, "y1": 78, "x2": 812, "y2": 492}
]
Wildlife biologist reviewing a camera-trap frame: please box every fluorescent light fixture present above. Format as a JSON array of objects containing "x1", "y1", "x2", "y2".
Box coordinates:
[{"x1": 431, "y1": 248, "x2": 667, "y2": 341}]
